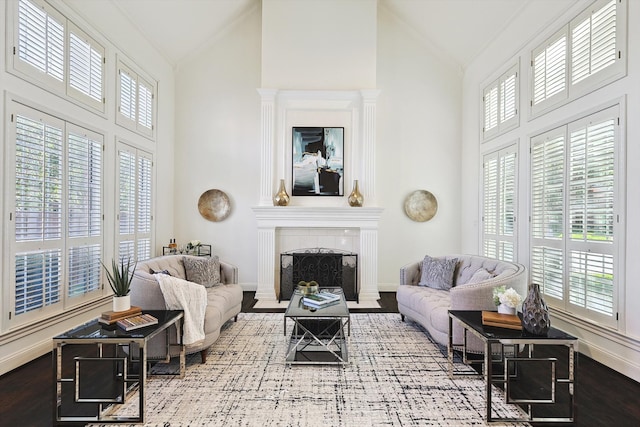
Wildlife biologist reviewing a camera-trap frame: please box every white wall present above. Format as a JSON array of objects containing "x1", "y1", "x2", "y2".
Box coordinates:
[
  {"x1": 173, "y1": 4, "x2": 262, "y2": 285},
  {"x1": 173, "y1": 3, "x2": 463, "y2": 291},
  {"x1": 0, "y1": 0, "x2": 175, "y2": 374},
  {"x1": 261, "y1": 0, "x2": 377, "y2": 89},
  {"x1": 461, "y1": 1, "x2": 640, "y2": 380}
]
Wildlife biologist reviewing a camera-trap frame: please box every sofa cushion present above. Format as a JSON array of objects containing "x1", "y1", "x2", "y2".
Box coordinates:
[
  {"x1": 418, "y1": 255, "x2": 458, "y2": 290},
  {"x1": 183, "y1": 256, "x2": 221, "y2": 288},
  {"x1": 466, "y1": 268, "x2": 495, "y2": 284}
]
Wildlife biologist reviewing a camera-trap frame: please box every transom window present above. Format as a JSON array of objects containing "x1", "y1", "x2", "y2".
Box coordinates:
[{"x1": 11, "y1": 0, "x2": 105, "y2": 112}]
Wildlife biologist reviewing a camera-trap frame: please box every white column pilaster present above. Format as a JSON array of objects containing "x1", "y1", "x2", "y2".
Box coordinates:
[
  {"x1": 358, "y1": 228, "x2": 380, "y2": 301},
  {"x1": 360, "y1": 90, "x2": 380, "y2": 204},
  {"x1": 258, "y1": 89, "x2": 277, "y2": 206},
  {"x1": 255, "y1": 227, "x2": 277, "y2": 301}
]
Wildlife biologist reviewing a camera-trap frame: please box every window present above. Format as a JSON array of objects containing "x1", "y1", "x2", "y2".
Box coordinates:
[
  {"x1": 483, "y1": 63, "x2": 519, "y2": 141},
  {"x1": 9, "y1": 102, "x2": 104, "y2": 325},
  {"x1": 530, "y1": 105, "x2": 620, "y2": 328},
  {"x1": 531, "y1": 0, "x2": 626, "y2": 116},
  {"x1": 117, "y1": 142, "x2": 153, "y2": 262},
  {"x1": 116, "y1": 59, "x2": 156, "y2": 138},
  {"x1": 482, "y1": 145, "x2": 517, "y2": 261},
  {"x1": 11, "y1": 0, "x2": 106, "y2": 112}
]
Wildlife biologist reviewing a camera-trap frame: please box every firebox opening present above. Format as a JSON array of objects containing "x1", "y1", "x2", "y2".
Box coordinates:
[{"x1": 279, "y1": 248, "x2": 358, "y2": 302}]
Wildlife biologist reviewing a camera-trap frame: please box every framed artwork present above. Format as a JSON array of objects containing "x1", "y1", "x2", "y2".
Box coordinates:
[{"x1": 292, "y1": 127, "x2": 344, "y2": 196}]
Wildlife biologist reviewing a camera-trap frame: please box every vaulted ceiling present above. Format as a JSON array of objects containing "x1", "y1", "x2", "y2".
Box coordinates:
[{"x1": 109, "y1": 0, "x2": 559, "y2": 70}]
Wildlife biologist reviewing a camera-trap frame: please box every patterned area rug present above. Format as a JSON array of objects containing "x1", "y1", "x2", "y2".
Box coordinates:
[{"x1": 94, "y1": 313, "x2": 529, "y2": 426}]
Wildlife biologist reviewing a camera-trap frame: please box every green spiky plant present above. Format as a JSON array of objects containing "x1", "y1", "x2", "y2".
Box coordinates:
[{"x1": 102, "y1": 257, "x2": 137, "y2": 296}]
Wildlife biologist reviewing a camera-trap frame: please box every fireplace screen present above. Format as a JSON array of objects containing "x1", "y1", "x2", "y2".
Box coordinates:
[{"x1": 280, "y1": 248, "x2": 357, "y2": 302}]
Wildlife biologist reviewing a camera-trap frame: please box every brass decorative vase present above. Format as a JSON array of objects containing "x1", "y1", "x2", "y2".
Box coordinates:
[
  {"x1": 521, "y1": 282, "x2": 550, "y2": 335},
  {"x1": 273, "y1": 179, "x2": 290, "y2": 206},
  {"x1": 348, "y1": 180, "x2": 364, "y2": 207}
]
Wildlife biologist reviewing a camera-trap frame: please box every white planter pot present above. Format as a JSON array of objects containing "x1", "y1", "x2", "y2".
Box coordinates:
[
  {"x1": 113, "y1": 295, "x2": 131, "y2": 312},
  {"x1": 497, "y1": 303, "x2": 516, "y2": 315}
]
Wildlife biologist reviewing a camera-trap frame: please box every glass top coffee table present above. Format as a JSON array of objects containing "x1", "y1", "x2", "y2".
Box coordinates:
[{"x1": 284, "y1": 289, "x2": 350, "y2": 365}]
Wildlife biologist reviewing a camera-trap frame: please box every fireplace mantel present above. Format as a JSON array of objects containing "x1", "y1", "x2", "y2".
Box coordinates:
[
  {"x1": 253, "y1": 206, "x2": 383, "y2": 227},
  {"x1": 252, "y1": 206, "x2": 383, "y2": 303}
]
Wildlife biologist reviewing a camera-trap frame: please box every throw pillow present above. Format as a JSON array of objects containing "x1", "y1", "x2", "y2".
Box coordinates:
[
  {"x1": 466, "y1": 268, "x2": 495, "y2": 284},
  {"x1": 150, "y1": 268, "x2": 171, "y2": 275},
  {"x1": 418, "y1": 255, "x2": 458, "y2": 290},
  {"x1": 182, "y1": 256, "x2": 221, "y2": 288}
]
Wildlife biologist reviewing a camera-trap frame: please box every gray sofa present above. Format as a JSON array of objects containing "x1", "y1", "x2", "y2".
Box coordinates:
[
  {"x1": 397, "y1": 254, "x2": 527, "y2": 352},
  {"x1": 129, "y1": 254, "x2": 242, "y2": 363}
]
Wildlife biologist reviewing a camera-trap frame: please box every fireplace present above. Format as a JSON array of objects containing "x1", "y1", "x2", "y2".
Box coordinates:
[{"x1": 280, "y1": 248, "x2": 358, "y2": 302}]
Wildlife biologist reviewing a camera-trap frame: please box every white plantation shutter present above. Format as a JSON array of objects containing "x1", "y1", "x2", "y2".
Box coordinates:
[
  {"x1": 482, "y1": 145, "x2": 517, "y2": 261},
  {"x1": 530, "y1": 106, "x2": 619, "y2": 327},
  {"x1": 68, "y1": 23, "x2": 104, "y2": 108},
  {"x1": 13, "y1": 110, "x2": 64, "y2": 318},
  {"x1": 16, "y1": 0, "x2": 64, "y2": 86},
  {"x1": 117, "y1": 143, "x2": 153, "y2": 262},
  {"x1": 138, "y1": 78, "x2": 154, "y2": 131},
  {"x1": 532, "y1": 29, "x2": 567, "y2": 112},
  {"x1": 482, "y1": 63, "x2": 519, "y2": 141},
  {"x1": 13, "y1": 0, "x2": 106, "y2": 112},
  {"x1": 571, "y1": 0, "x2": 617, "y2": 86},
  {"x1": 566, "y1": 113, "x2": 616, "y2": 321},
  {"x1": 10, "y1": 103, "x2": 105, "y2": 324},
  {"x1": 531, "y1": 129, "x2": 565, "y2": 302},
  {"x1": 117, "y1": 59, "x2": 156, "y2": 138},
  {"x1": 119, "y1": 67, "x2": 137, "y2": 122},
  {"x1": 67, "y1": 126, "x2": 102, "y2": 299},
  {"x1": 530, "y1": 0, "x2": 625, "y2": 117},
  {"x1": 484, "y1": 85, "x2": 498, "y2": 136}
]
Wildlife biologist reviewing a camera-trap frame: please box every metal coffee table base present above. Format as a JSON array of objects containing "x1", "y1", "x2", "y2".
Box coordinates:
[{"x1": 285, "y1": 317, "x2": 350, "y2": 365}]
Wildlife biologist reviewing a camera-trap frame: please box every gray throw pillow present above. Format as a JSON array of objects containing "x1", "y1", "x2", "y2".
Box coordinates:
[
  {"x1": 182, "y1": 256, "x2": 221, "y2": 288},
  {"x1": 418, "y1": 255, "x2": 458, "y2": 290}
]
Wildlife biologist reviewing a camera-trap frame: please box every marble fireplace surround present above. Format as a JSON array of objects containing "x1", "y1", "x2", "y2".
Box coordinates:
[
  {"x1": 252, "y1": 206, "x2": 383, "y2": 304},
  {"x1": 253, "y1": 89, "x2": 382, "y2": 305}
]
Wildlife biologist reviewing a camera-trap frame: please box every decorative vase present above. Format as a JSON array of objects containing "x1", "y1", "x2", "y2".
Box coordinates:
[
  {"x1": 348, "y1": 180, "x2": 364, "y2": 207},
  {"x1": 498, "y1": 303, "x2": 516, "y2": 315},
  {"x1": 273, "y1": 179, "x2": 290, "y2": 206},
  {"x1": 112, "y1": 295, "x2": 131, "y2": 312},
  {"x1": 521, "y1": 282, "x2": 550, "y2": 335}
]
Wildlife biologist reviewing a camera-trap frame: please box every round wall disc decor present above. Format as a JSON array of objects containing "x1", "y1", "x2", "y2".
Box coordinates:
[
  {"x1": 404, "y1": 190, "x2": 438, "y2": 222},
  {"x1": 198, "y1": 189, "x2": 231, "y2": 222}
]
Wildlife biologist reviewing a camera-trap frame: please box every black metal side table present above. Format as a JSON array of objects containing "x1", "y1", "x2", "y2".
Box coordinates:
[
  {"x1": 448, "y1": 310, "x2": 577, "y2": 423},
  {"x1": 53, "y1": 310, "x2": 184, "y2": 425}
]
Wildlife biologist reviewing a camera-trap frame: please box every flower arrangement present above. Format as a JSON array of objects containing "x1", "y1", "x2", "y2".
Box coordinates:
[{"x1": 493, "y1": 285, "x2": 522, "y2": 308}]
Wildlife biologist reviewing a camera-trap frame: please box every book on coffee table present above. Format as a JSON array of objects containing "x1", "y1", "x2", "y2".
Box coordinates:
[
  {"x1": 99, "y1": 306, "x2": 143, "y2": 325},
  {"x1": 303, "y1": 292, "x2": 341, "y2": 306},
  {"x1": 481, "y1": 310, "x2": 522, "y2": 330}
]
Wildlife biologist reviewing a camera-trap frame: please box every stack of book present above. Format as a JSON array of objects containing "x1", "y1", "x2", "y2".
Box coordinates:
[
  {"x1": 481, "y1": 310, "x2": 523, "y2": 330},
  {"x1": 116, "y1": 313, "x2": 158, "y2": 331},
  {"x1": 302, "y1": 292, "x2": 341, "y2": 309},
  {"x1": 98, "y1": 306, "x2": 142, "y2": 325}
]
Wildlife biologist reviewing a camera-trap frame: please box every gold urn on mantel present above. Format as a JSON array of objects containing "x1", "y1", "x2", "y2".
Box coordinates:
[
  {"x1": 273, "y1": 179, "x2": 290, "y2": 206},
  {"x1": 348, "y1": 180, "x2": 364, "y2": 207}
]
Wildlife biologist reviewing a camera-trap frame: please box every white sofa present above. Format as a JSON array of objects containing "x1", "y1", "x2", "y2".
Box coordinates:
[
  {"x1": 397, "y1": 254, "x2": 527, "y2": 352},
  {"x1": 129, "y1": 255, "x2": 242, "y2": 363}
]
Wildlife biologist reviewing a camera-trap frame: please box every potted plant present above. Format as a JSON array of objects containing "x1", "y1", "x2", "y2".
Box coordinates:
[{"x1": 102, "y1": 257, "x2": 137, "y2": 312}]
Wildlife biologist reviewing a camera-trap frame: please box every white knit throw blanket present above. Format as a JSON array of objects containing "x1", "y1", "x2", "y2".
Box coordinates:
[{"x1": 155, "y1": 274, "x2": 207, "y2": 346}]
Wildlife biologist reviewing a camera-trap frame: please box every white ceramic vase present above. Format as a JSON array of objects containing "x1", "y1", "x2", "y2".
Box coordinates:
[
  {"x1": 497, "y1": 303, "x2": 516, "y2": 315},
  {"x1": 112, "y1": 295, "x2": 131, "y2": 312}
]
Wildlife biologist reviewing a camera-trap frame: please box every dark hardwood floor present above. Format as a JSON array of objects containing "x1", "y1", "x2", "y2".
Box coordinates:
[{"x1": 2, "y1": 292, "x2": 639, "y2": 426}]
